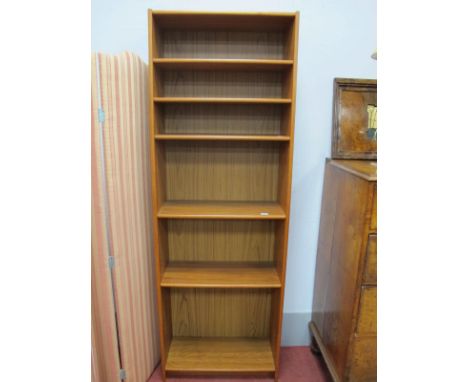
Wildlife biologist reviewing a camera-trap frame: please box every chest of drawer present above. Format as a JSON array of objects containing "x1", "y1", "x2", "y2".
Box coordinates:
[
  {"x1": 370, "y1": 186, "x2": 377, "y2": 231},
  {"x1": 356, "y1": 286, "x2": 376, "y2": 335},
  {"x1": 362, "y1": 234, "x2": 377, "y2": 285},
  {"x1": 348, "y1": 335, "x2": 377, "y2": 382}
]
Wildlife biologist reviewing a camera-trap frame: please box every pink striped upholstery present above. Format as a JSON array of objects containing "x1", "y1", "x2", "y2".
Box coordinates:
[
  {"x1": 92, "y1": 211, "x2": 120, "y2": 382},
  {"x1": 92, "y1": 52, "x2": 160, "y2": 382}
]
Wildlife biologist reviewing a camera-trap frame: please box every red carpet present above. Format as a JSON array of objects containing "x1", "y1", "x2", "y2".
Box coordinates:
[{"x1": 148, "y1": 346, "x2": 331, "y2": 382}]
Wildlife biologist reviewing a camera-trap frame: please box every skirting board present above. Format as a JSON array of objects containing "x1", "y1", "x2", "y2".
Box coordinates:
[{"x1": 281, "y1": 312, "x2": 311, "y2": 346}]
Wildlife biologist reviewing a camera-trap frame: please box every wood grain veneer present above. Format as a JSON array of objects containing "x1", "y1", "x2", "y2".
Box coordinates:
[
  {"x1": 355, "y1": 287, "x2": 377, "y2": 335},
  {"x1": 159, "y1": 70, "x2": 285, "y2": 98},
  {"x1": 329, "y1": 159, "x2": 377, "y2": 181},
  {"x1": 332, "y1": 79, "x2": 377, "y2": 160},
  {"x1": 148, "y1": 11, "x2": 172, "y2": 372},
  {"x1": 151, "y1": 11, "x2": 295, "y2": 30},
  {"x1": 149, "y1": 11, "x2": 298, "y2": 381},
  {"x1": 362, "y1": 235, "x2": 377, "y2": 285},
  {"x1": 370, "y1": 186, "x2": 377, "y2": 232},
  {"x1": 158, "y1": 201, "x2": 286, "y2": 220},
  {"x1": 154, "y1": 97, "x2": 291, "y2": 104},
  {"x1": 166, "y1": 338, "x2": 275, "y2": 373},
  {"x1": 347, "y1": 336, "x2": 377, "y2": 382},
  {"x1": 170, "y1": 288, "x2": 272, "y2": 337},
  {"x1": 162, "y1": 141, "x2": 281, "y2": 202},
  {"x1": 155, "y1": 134, "x2": 290, "y2": 141},
  {"x1": 153, "y1": 58, "x2": 293, "y2": 70},
  {"x1": 310, "y1": 160, "x2": 377, "y2": 382},
  {"x1": 166, "y1": 220, "x2": 276, "y2": 263},
  {"x1": 160, "y1": 30, "x2": 287, "y2": 59},
  {"x1": 161, "y1": 264, "x2": 281, "y2": 288},
  {"x1": 156, "y1": 103, "x2": 287, "y2": 136}
]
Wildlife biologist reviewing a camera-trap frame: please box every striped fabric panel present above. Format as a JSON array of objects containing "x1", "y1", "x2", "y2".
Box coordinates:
[
  {"x1": 91, "y1": 52, "x2": 160, "y2": 382},
  {"x1": 91, "y1": 214, "x2": 120, "y2": 382},
  {"x1": 91, "y1": 54, "x2": 121, "y2": 382}
]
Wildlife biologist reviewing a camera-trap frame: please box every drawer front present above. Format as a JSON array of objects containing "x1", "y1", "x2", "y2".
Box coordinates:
[
  {"x1": 363, "y1": 235, "x2": 377, "y2": 285},
  {"x1": 348, "y1": 335, "x2": 377, "y2": 382},
  {"x1": 370, "y1": 186, "x2": 377, "y2": 231},
  {"x1": 356, "y1": 286, "x2": 376, "y2": 335}
]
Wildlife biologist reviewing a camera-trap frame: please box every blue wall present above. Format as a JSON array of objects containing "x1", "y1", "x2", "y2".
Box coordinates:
[{"x1": 92, "y1": 0, "x2": 376, "y2": 345}]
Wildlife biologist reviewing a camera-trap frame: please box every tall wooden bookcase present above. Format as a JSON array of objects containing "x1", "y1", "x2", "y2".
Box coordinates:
[{"x1": 148, "y1": 11, "x2": 299, "y2": 381}]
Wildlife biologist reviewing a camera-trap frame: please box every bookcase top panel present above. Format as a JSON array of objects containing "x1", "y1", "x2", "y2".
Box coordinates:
[{"x1": 151, "y1": 11, "x2": 297, "y2": 31}]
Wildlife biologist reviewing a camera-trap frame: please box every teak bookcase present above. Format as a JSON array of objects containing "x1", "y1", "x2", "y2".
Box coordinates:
[{"x1": 148, "y1": 11, "x2": 299, "y2": 381}]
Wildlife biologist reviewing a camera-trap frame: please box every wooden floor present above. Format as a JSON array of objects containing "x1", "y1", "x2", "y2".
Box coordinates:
[{"x1": 148, "y1": 346, "x2": 332, "y2": 382}]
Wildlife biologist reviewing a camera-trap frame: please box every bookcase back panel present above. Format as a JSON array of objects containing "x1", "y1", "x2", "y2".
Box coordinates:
[
  {"x1": 160, "y1": 30, "x2": 286, "y2": 59},
  {"x1": 158, "y1": 104, "x2": 283, "y2": 135},
  {"x1": 166, "y1": 220, "x2": 275, "y2": 263},
  {"x1": 159, "y1": 70, "x2": 284, "y2": 98},
  {"x1": 163, "y1": 141, "x2": 280, "y2": 201},
  {"x1": 171, "y1": 288, "x2": 272, "y2": 337}
]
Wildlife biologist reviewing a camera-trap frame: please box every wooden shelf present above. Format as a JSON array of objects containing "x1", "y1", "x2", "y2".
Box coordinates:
[
  {"x1": 158, "y1": 201, "x2": 286, "y2": 220},
  {"x1": 153, "y1": 58, "x2": 293, "y2": 70},
  {"x1": 152, "y1": 11, "x2": 295, "y2": 31},
  {"x1": 154, "y1": 97, "x2": 291, "y2": 104},
  {"x1": 155, "y1": 134, "x2": 290, "y2": 142},
  {"x1": 166, "y1": 337, "x2": 275, "y2": 373},
  {"x1": 161, "y1": 264, "x2": 281, "y2": 288}
]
